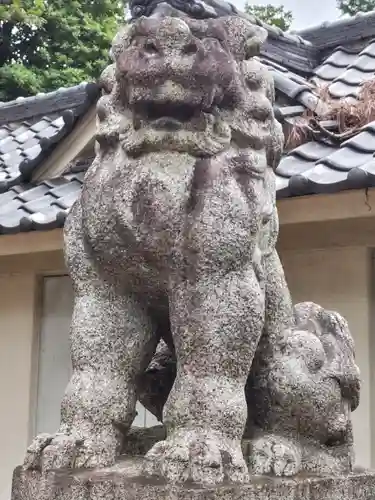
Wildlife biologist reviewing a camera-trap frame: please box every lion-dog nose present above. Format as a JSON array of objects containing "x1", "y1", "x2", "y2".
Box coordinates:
[
  {"x1": 116, "y1": 17, "x2": 205, "y2": 82},
  {"x1": 141, "y1": 18, "x2": 203, "y2": 71}
]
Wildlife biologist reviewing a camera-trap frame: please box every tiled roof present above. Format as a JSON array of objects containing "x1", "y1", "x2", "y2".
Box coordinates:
[
  {"x1": 312, "y1": 40, "x2": 375, "y2": 98},
  {"x1": 295, "y1": 10, "x2": 375, "y2": 51},
  {"x1": 260, "y1": 29, "x2": 318, "y2": 75},
  {"x1": 275, "y1": 121, "x2": 375, "y2": 198},
  {"x1": 270, "y1": 14, "x2": 375, "y2": 198},
  {"x1": 0, "y1": 83, "x2": 99, "y2": 192},
  {"x1": 260, "y1": 57, "x2": 330, "y2": 133},
  {"x1": 0, "y1": 171, "x2": 85, "y2": 234}
]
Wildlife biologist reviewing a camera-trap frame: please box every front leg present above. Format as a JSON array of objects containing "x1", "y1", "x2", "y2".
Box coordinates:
[
  {"x1": 144, "y1": 267, "x2": 265, "y2": 484},
  {"x1": 24, "y1": 280, "x2": 156, "y2": 472},
  {"x1": 24, "y1": 204, "x2": 156, "y2": 472}
]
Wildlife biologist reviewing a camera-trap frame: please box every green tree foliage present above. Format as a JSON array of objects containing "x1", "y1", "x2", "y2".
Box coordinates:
[
  {"x1": 245, "y1": 3, "x2": 293, "y2": 30},
  {"x1": 0, "y1": 0, "x2": 124, "y2": 101},
  {"x1": 337, "y1": 0, "x2": 375, "y2": 15}
]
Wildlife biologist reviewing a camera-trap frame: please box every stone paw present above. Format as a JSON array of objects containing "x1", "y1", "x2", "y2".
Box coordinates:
[
  {"x1": 249, "y1": 434, "x2": 302, "y2": 477},
  {"x1": 23, "y1": 432, "x2": 118, "y2": 472},
  {"x1": 143, "y1": 430, "x2": 249, "y2": 485}
]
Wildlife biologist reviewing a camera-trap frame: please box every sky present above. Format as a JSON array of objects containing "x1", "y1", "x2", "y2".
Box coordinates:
[{"x1": 232, "y1": 0, "x2": 342, "y2": 30}]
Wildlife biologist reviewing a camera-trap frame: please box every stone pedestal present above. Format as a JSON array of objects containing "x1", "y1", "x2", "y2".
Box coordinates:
[{"x1": 12, "y1": 457, "x2": 375, "y2": 500}]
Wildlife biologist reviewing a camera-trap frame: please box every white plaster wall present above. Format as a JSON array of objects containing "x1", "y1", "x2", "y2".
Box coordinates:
[
  {"x1": 37, "y1": 276, "x2": 158, "y2": 431},
  {"x1": 280, "y1": 246, "x2": 371, "y2": 468},
  {"x1": 35, "y1": 276, "x2": 74, "y2": 435},
  {"x1": 36, "y1": 276, "x2": 158, "y2": 434},
  {"x1": 0, "y1": 274, "x2": 37, "y2": 500}
]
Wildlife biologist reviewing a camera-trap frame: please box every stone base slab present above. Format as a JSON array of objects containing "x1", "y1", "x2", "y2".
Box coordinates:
[{"x1": 11, "y1": 457, "x2": 375, "y2": 500}]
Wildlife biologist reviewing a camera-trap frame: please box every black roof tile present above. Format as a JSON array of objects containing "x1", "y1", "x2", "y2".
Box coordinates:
[
  {"x1": 274, "y1": 105, "x2": 306, "y2": 122},
  {"x1": 276, "y1": 141, "x2": 338, "y2": 179},
  {"x1": 260, "y1": 39, "x2": 317, "y2": 75},
  {"x1": 0, "y1": 136, "x2": 18, "y2": 155},
  {"x1": 311, "y1": 40, "x2": 375, "y2": 99},
  {"x1": 12, "y1": 124, "x2": 32, "y2": 138},
  {"x1": 276, "y1": 155, "x2": 316, "y2": 178},
  {"x1": 342, "y1": 129, "x2": 375, "y2": 152},
  {"x1": 351, "y1": 53, "x2": 375, "y2": 72},
  {"x1": 276, "y1": 121, "x2": 375, "y2": 197},
  {"x1": 362, "y1": 121, "x2": 375, "y2": 133},
  {"x1": 16, "y1": 184, "x2": 50, "y2": 202},
  {"x1": 0, "y1": 209, "x2": 32, "y2": 234},
  {"x1": 0, "y1": 189, "x2": 19, "y2": 206},
  {"x1": 258, "y1": 61, "x2": 322, "y2": 115},
  {"x1": 0, "y1": 83, "x2": 99, "y2": 126},
  {"x1": 0, "y1": 169, "x2": 86, "y2": 234},
  {"x1": 321, "y1": 147, "x2": 374, "y2": 171},
  {"x1": 236, "y1": 10, "x2": 318, "y2": 74},
  {"x1": 0, "y1": 198, "x2": 24, "y2": 215},
  {"x1": 275, "y1": 174, "x2": 290, "y2": 195},
  {"x1": 23, "y1": 193, "x2": 59, "y2": 214},
  {"x1": 358, "y1": 158, "x2": 375, "y2": 179},
  {"x1": 0, "y1": 82, "x2": 100, "y2": 193},
  {"x1": 0, "y1": 81, "x2": 101, "y2": 234},
  {"x1": 49, "y1": 179, "x2": 82, "y2": 198},
  {"x1": 314, "y1": 64, "x2": 344, "y2": 83},
  {"x1": 0, "y1": 127, "x2": 11, "y2": 140},
  {"x1": 362, "y1": 42, "x2": 375, "y2": 56},
  {"x1": 303, "y1": 163, "x2": 349, "y2": 192},
  {"x1": 62, "y1": 171, "x2": 86, "y2": 183},
  {"x1": 22, "y1": 137, "x2": 40, "y2": 151},
  {"x1": 295, "y1": 11, "x2": 375, "y2": 50},
  {"x1": 37, "y1": 124, "x2": 63, "y2": 141},
  {"x1": 22, "y1": 143, "x2": 42, "y2": 161},
  {"x1": 41, "y1": 177, "x2": 70, "y2": 189},
  {"x1": 288, "y1": 140, "x2": 337, "y2": 162},
  {"x1": 51, "y1": 189, "x2": 81, "y2": 210},
  {"x1": 327, "y1": 80, "x2": 358, "y2": 98},
  {"x1": 29, "y1": 118, "x2": 53, "y2": 133},
  {"x1": 323, "y1": 48, "x2": 360, "y2": 68},
  {"x1": 28, "y1": 210, "x2": 66, "y2": 232},
  {"x1": 11, "y1": 184, "x2": 28, "y2": 195},
  {"x1": 335, "y1": 67, "x2": 369, "y2": 86}
]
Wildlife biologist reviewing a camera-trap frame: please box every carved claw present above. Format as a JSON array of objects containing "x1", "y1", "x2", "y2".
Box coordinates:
[
  {"x1": 143, "y1": 430, "x2": 249, "y2": 485},
  {"x1": 249, "y1": 434, "x2": 302, "y2": 477},
  {"x1": 23, "y1": 431, "x2": 118, "y2": 472}
]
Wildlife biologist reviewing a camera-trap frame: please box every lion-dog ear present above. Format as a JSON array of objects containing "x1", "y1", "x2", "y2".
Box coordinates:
[{"x1": 219, "y1": 16, "x2": 268, "y2": 61}]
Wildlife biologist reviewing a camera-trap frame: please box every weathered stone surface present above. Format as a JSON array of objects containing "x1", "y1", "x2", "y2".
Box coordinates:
[
  {"x1": 129, "y1": 0, "x2": 241, "y2": 20},
  {"x1": 23, "y1": 13, "x2": 287, "y2": 485},
  {"x1": 138, "y1": 303, "x2": 361, "y2": 477},
  {"x1": 12, "y1": 458, "x2": 375, "y2": 500},
  {"x1": 247, "y1": 302, "x2": 360, "y2": 477},
  {"x1": 19, "y1": 1, "x2": 362, "y2": 490},
  {"x1": 120, "y1": 426, "x2": 254, "y2": 460},
  {"x1": 121, "y1": 426, "x2": 166, "y2": 456}
]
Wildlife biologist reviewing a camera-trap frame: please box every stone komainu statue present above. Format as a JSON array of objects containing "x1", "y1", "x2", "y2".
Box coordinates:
[{"x1": 23, "y1": 6, "x2": 360, "y2": 485}]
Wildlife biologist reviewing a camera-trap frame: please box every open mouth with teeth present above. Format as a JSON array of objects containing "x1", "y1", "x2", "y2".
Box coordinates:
[
  {"x1": 132, "y1": 100, "x2": 209, "y2": 131},
  {"x1": 146, "y1": 102, "x2": 196, "y2": 123}
]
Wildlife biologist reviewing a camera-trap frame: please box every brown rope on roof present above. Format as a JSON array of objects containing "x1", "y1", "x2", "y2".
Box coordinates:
[{"x1": 286, "y1": 79, "x2": 375, "y2": 149}]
